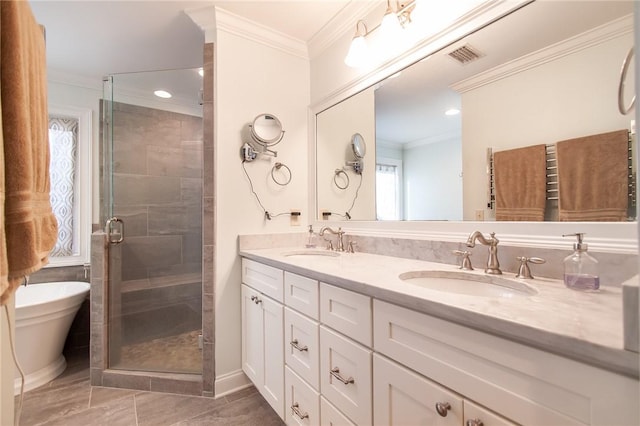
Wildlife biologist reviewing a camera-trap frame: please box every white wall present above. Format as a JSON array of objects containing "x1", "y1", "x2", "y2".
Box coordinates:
[
  {"x1": 403, "y1": 139, "x2": 462, "y2": 220},
  {"x1": 316, "y1": 86, "x2": 376, "y2": 221},
  {"x1": 462, "y1": 32, "x2": 633, "y2": 220},
  {"x1": 214, "y1": 29, "x2": 310, "y2": 379}
]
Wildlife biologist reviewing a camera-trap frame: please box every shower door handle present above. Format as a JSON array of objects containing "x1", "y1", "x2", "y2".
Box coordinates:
[{"x1": 105, "y1": 217, "x2": 124, "y2": 244}]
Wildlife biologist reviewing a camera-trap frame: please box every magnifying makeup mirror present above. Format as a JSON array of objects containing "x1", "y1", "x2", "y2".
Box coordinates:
[{"x1": 250, "y1": 113, "x2": 285, "y2": 146}]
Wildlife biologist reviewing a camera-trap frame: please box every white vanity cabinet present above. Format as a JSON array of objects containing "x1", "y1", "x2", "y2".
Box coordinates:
[
  {"x1": 241, "y1": 260, "x2": 285, "y2": 419},
  {"x1": 241, "y1": 257, "x2": 639, "y2": 426}
]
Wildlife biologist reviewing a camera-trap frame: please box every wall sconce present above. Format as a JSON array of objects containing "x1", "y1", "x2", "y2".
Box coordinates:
[{"x1": 344, "y1": 20, "x2": 369, "y2": 68}]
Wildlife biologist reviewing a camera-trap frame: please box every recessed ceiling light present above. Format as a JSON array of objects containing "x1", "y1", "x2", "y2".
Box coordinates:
[
  {"x1": 154, "y1": 90, "x2": 172, "y2": 99},
  {"x1": 445, "y1": 108, "x2": 460, "y2": 116}
]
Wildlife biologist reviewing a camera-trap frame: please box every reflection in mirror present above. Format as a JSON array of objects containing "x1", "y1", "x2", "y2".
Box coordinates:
[
  {"x1": 316, "y1": 1, "x2": 635, "y2": 222},
  {"x1": 351, "y1": 133, "x2": 366, "y2": 158}
]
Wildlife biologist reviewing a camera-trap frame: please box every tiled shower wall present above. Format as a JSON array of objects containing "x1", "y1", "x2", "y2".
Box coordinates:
[{"x1": 111, "y1": 101, "x2": 203, "y2": 285}]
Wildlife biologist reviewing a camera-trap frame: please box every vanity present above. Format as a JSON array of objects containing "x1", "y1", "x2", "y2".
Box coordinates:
[{"x1": 239, "y1": 247, "x2": 639, "y2": 426}]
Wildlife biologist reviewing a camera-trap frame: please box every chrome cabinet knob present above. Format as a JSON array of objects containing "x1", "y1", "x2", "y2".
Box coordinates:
[
  {"x1": 435, "y1": 402, "x2": 451, "y2": 417},
  {"x1": 466, "y1": 418, "x2": 484, "y2": 426},
  {"x1": 250, "y1": 295, "x2": 262, "y2": 305}
]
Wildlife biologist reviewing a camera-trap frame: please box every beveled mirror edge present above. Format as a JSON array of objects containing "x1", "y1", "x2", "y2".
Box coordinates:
[{"x1": 307, "y1": 0, "x2": 638, "y2": 254}]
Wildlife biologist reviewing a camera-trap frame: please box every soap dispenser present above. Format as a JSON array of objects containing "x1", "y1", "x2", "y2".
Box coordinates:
[{"x1": 562, "y1": 233, "x2": 599, "y2": 291}]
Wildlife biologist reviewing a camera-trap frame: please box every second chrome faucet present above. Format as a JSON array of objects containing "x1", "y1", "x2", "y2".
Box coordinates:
[{"x1": 466, "y1": 231, "x2": 502, "y2": 275}]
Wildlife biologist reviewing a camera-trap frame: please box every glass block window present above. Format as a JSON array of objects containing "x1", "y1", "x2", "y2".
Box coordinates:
[{"x1": 49, "y1": 116, "x2": 79, "y2": 257}]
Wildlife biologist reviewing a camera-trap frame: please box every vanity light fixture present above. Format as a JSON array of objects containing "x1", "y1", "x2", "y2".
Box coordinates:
[
  {"x1": 154, "y1": 90, "x2": 172, "y2": 99},
  {"x1": 344, "y1": 0, "x2": 417, "y2": 68},
  {"x1": 344, "y1": 20, "x2": 369, "y2": 68}
]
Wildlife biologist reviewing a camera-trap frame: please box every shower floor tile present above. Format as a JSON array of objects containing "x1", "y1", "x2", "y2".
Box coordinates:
[{"x1": 114, "y1": 330, "x2": 202, "y2": 374}]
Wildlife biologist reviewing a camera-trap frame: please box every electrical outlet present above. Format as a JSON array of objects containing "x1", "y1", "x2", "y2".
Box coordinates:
[
  {"x1": 290, "y1": 210, "x2": 301, "y2": 226},
  {"x1": 321, "y1": 211, "x2": 331, "y2": 220},
  {"x1": 475, "y1": 210, "x2": 484, "y2": 221}
]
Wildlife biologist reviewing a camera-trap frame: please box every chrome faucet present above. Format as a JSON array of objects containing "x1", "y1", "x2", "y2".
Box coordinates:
[
  {"x1": 319, "y1": 226, "x2": 345, "y2": 252},
  {"x1": 466, "y1": 231, "x2": 502, "y2": 275}
]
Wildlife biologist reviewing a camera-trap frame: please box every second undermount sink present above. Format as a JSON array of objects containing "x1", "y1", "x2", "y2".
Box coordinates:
[
  {"x1": 399, "y1": 270, "x2": 538, "y2": 298},
  {"x1": 283, "y1": 249, "x2": 340, "y2": 258}
]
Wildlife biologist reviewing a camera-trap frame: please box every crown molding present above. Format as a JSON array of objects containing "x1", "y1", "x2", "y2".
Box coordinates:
[
  {"x1": 214, "y1": 6, "x2": 308, "y2": 60},
  {"x1": 47, "y1": 68, "x2": 102, "y2": 91},
  {"x1": 185, "y1": 5, "x2": 216, "y2": 42},
  {"x1": 404, "y1": 130, "x2": 461, "y2": 150},
  {"x1": 451, "y1": 14, "x2": 633, "y2": 93},
  {"x1": 308, "y1": 0, "x2": 385, "y2": 60}
]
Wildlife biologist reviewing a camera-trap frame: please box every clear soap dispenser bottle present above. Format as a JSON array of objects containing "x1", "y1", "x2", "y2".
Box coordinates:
[{"x1": 562, "y1": 233, "x2": 599, "y2": 291}]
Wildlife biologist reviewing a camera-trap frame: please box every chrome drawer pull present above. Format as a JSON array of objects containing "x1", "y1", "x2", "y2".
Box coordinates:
[
  {"x1": 290, "y1": 339, "x2": 308, "y2": 352},
  {"x1": 250, "y1": 295, "x2": 262, "y2": 305},
  {"x1": 291, "y1": 403, "x2": 309, "y2": 420},
  {"x1": 330, "y1": 367, "x2": 354, "y2": 385},
  {"x1": 466, "y1": 419, "x2": 484, "y2": 426},
  {"x1": 435, "y1": 402, "x2": 451, "y2": 417}
]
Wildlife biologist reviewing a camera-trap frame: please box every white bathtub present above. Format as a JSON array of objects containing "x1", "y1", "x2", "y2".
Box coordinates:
[{"x1": 13, "y1": 281, "x2": 90, "y2": 394}]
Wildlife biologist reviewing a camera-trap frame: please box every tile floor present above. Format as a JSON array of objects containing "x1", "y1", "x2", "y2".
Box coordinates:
[{"x1": 15, "y1": 353, "x2": 284, "y2": 426}]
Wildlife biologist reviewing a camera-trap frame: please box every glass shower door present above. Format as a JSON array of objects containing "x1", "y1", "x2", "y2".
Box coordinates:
[{"x1": 102, "y1": 69, "x2": 203, "y2": 374}]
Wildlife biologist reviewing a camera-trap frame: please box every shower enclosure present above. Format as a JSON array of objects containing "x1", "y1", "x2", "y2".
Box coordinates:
[{"x1": 101, "y1": 69, "x2": 203, "y2": 374}]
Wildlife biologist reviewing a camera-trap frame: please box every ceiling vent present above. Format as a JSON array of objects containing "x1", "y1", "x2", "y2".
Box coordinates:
[{"x1": 447, "y1": 44, "x2": 483, "y2": 65}]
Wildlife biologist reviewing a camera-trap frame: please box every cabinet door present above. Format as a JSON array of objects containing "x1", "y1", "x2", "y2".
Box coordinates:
[
  {"x1": 285, "y1": 271, "x2": 319, "y2": 320},
  {"x1": 373, "y1": 354, "x2": 463, "y2": 426},
  {"x1": 241, "y1": 284, "x2": 284, "y2": 420},
  {"x1": 262, "y1": 294, "x2": 284, "y2": 419},
  {"x1": 320, "y1": 326, "x2": 372, "y2": 425},
  {"x1": 285, "y1": 366, "x2": 320, "y2": 426},
  {"x1": 285, "y1": 307, "x2": 320, "y2": 389},
  {"x1": 241, "y1": 284, "x2": 263, "y2": 386},
  {"x1": 464, "y1": 400, "x2": 517, "y2": 426}
]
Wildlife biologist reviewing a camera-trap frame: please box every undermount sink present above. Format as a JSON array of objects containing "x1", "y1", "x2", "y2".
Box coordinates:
[
  {"x1": 283, "y1": 249, "x2": 340, "y2": 258},
  {"x1": 398, "y1": 270, "x2": 538, "y2": 298}
]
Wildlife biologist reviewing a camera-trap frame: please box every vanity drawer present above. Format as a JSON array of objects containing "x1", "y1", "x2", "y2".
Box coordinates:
[
  {"x1": 320, "y1": 283, "x2": 371, "y2": 346},
  {"x1": 285, "y1": 307, "x2": 320, "y2": 389},
  {"x1": 320, "y1": 396, "x2": 355, "y2": 426},
  {"x1": 320, "y1": 326, "x2": 372, "y2": 425},
  {"x1": 242, "y1": 258, "x2": 283, "y2": 303},
  {"x1": 285, "y1": 271, "x2": 319, "y2": 320},
  {"x1": 286, "y1": 366, "x2": 320, "y2": 426}
]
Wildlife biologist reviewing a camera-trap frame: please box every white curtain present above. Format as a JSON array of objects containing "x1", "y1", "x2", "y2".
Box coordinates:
[{"x1": 376, "y1": 163, "x2": 399, "y2": 220}]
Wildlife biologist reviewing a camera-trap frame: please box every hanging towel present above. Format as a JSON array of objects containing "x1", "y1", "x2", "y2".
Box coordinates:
[
  {"x1": 556, "y1": 129, "x2": 629, "y2": 222},
  {"x1": 0, "y1": 0, "x2": 58, "y2": 305},
  {"x1": 494, "y1": 144, "x2": 547, "y2": 221}
]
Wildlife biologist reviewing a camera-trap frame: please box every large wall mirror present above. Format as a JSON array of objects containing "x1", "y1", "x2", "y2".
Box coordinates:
[{"x1": 316, "y1": 0, "x2": 635, "y2": 223}]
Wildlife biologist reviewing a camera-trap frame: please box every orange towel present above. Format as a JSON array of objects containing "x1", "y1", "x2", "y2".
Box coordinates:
[
  {"x1": 1, "y1": 0, "x2": 58, "y2": 305},
  {"x1": 494, "y1": 144, "x2": 547, "y2": 221},
  {"x1": 556, "y1": 129, "x2": 629, "y2": 222}
]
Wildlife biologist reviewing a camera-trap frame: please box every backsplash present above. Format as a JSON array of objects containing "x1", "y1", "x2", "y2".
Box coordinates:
[{"x1": 239, "y1": 232, "x2": 638, "y2": 287}]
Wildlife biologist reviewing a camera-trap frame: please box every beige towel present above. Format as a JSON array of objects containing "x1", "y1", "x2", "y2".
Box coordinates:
[
  {"x1": 1, "y1": 0, "x2": 58, "y2": 305},
  {"x1": 494, "y1": 144, "x2": 547, "y2": 221},
  {"x1": 556, "y1": 129, "x2": 629, "y2": 222}
]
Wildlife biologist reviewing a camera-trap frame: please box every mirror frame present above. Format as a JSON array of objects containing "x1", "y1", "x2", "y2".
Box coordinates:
[
  {"x1": 351, "y1": 133, "x2": 366, "y2": 159},
  {"x1": 308, "y1": 0, "x2": 638, "y2": 254},
  {"x1": 250, "y1": 113, "x2": 285, "y2": 146}
]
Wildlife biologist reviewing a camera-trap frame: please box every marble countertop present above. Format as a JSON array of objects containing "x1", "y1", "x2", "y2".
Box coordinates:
[{"x1": 240, "y1": 247, "x2": 639, "y2": 379}]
